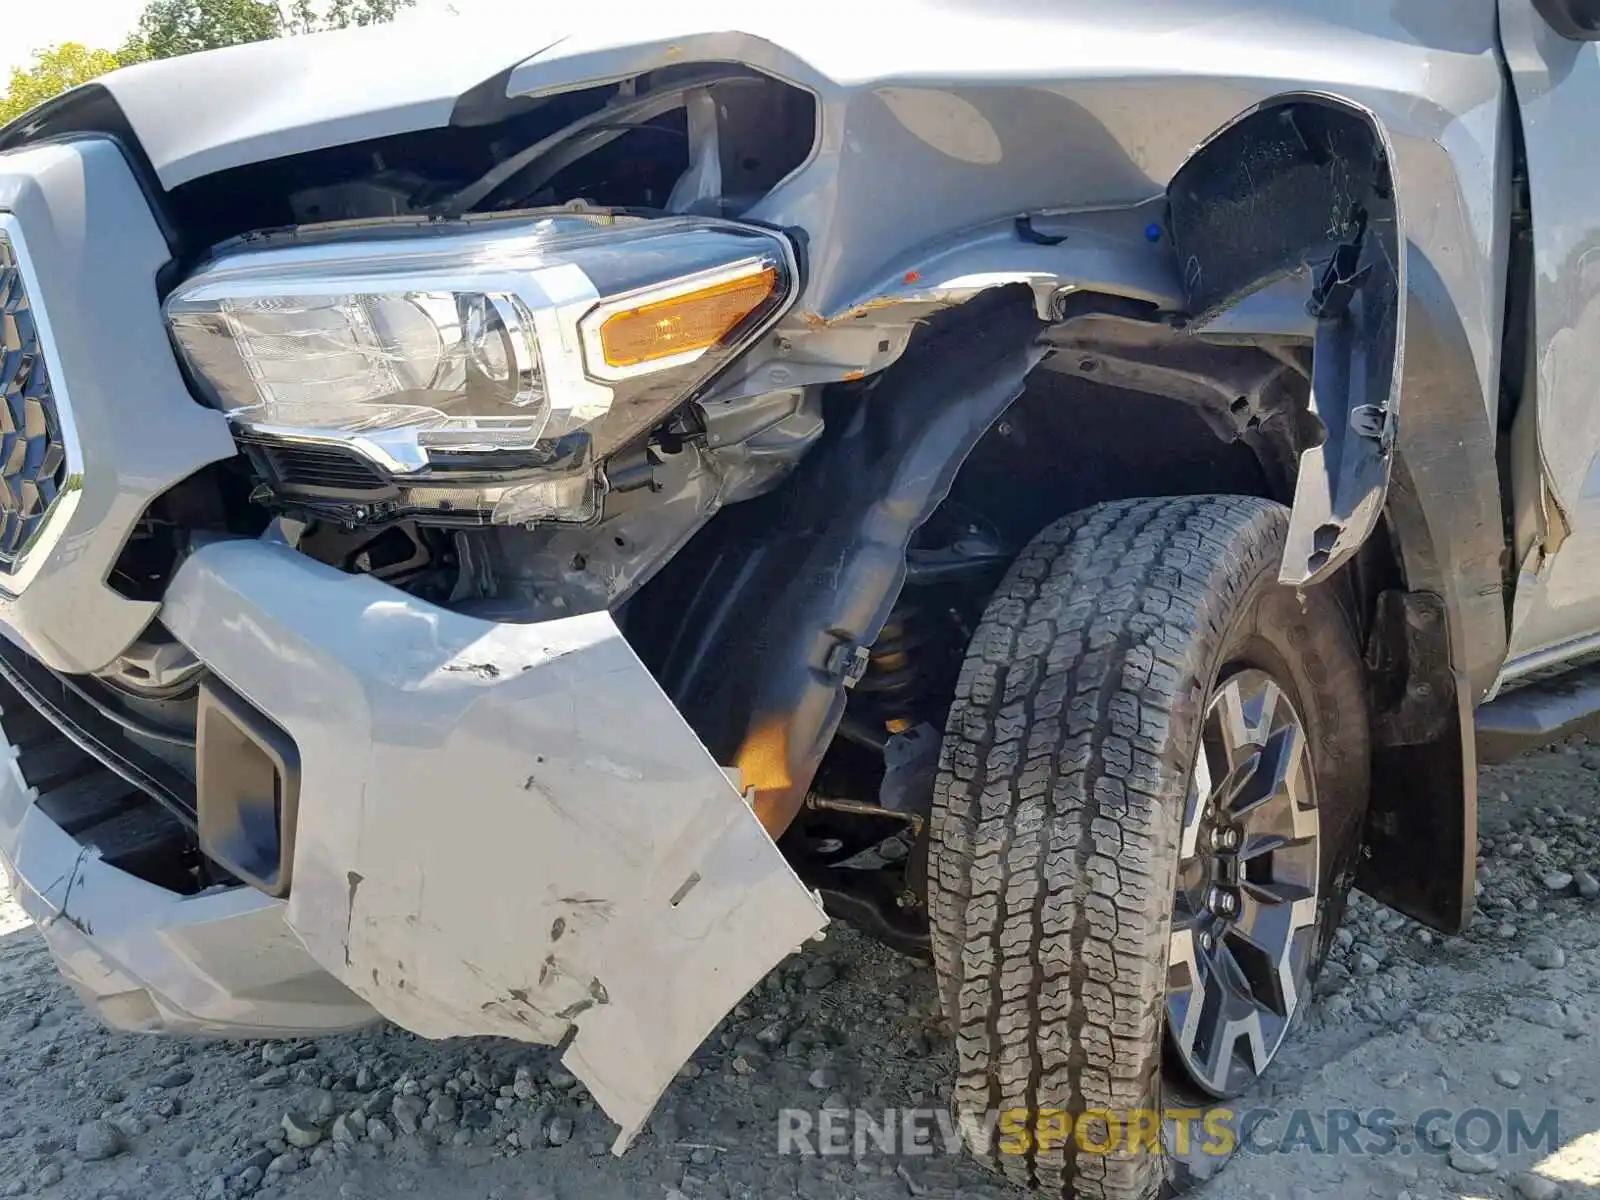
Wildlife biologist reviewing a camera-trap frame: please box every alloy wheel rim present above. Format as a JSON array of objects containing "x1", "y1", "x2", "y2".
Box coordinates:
[{"x1": 1165, "y1": 668, "x2": 1320, "y2": 1098}]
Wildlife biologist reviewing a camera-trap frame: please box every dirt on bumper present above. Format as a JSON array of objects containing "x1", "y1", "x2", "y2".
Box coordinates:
[{"x1": 161, "y1": 539, "x2": 827, "y2": 1149}]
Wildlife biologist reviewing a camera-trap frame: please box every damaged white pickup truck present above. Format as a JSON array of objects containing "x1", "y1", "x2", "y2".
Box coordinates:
[{"x1": 10, "y1": 0, "x2": 1600, "y2": 1195}]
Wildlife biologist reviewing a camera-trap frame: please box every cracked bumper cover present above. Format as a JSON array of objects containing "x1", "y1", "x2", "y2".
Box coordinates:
[
  {"x1": 159, "y1": 539, "x2": 828, "y2": 1147},
  {"x1": 1, "y1": 536, "x2": 825, "y2": 1149}
]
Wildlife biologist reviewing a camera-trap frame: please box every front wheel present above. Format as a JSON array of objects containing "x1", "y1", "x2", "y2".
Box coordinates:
[{"x1": 928, "y1": 496, "x2": 1369, "y2": 1199}]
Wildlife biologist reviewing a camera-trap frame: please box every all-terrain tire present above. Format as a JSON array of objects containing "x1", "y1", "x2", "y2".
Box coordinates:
[{"x1": 928, "y1": 496, "x2": 1369, "y2": 1198}]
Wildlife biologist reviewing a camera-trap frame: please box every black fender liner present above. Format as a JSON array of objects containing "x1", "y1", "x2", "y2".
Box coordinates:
[
  {"x1": 634, "y1": 289, "x2": 1046, "y2": 835},
  {"x1": 1166, "y1": 97, "x2": 1505, "y2": 932},
  {"x1": 1168, "y1": 95, "x2": 1402, "y2": 591}
]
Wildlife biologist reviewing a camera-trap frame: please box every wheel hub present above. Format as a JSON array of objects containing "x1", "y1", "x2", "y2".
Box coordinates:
[{"x1": 1166, "y1": 668, "x2": 1320, "y2": 1098}]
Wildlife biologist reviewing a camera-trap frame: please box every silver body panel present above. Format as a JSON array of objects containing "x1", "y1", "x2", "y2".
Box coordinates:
[
  {"x1": 0, "y1": 142, "x2": 236, "y2": 674},
  {"x1": 1498, "y1": 2, "x2": 1600, "y2": 677}
]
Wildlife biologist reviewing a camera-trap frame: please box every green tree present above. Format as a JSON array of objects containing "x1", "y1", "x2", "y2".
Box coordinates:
[
  {"x1": 0, "y1": 0, "x2": 419, "y2": 129},
  {"x1": 324, "y1": 0, "x2": 414, "y2": 28},
  {"x1": 283, "y1": 0, "x2": 415, "y2": 33},
  {"x1": 122, "y1": 0, "x2": 282, "y2": 61},
  {"x1": 125, "y1": 0, "x2": 417, "y2": 59},
  {"x1": 0, "y1": 44, "x2": 124, "y2": 126}
]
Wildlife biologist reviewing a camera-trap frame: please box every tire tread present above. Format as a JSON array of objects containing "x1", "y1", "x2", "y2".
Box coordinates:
[{"x1": 930, "y1": 495, "x2": 1292, "y2": 1199}]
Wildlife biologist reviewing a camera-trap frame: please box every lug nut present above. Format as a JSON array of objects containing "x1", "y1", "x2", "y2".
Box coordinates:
[
  {"x1": 1217, "y1": 891, "x2": 1238, "y2": 916},
  {"x1": 1206, "y1": 886, "x2": 1225, "y2": 912},
  {"x1": 1199, "y1": 931, "x2": 1213, "y2": 952}
]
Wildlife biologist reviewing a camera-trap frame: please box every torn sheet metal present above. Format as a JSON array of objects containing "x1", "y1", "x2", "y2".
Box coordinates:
[{"x1": 162, "y1": 539, "x2": 828, "y2": 1149}]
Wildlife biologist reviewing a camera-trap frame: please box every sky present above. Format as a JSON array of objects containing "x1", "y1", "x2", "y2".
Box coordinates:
[
  {"x1": 4, "y1": 0, "x2": 149, "y2": 75},
  {"x1": 2, "y1": 0, "x2": 462, "y2": 79}
]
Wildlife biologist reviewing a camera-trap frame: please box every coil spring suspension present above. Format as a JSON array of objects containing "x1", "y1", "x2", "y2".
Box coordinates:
[{"x1": 859, "y1": 603, "x2": 927, "y2": 733}]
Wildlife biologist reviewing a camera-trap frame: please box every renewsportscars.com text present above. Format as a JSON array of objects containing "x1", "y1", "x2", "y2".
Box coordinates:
[{"x1": 777, "y1": 1106, "x2": 1561, "y2": 1159}]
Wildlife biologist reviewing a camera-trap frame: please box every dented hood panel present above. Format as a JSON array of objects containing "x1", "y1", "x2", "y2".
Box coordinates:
[{"x1": 162, "y1": 539, "x2": 827, "y2": 1148}]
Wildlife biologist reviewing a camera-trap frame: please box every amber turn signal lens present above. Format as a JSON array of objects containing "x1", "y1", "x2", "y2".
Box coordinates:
[{"x1": 598, "y1": 266, "x2": 779, "y2": 369}]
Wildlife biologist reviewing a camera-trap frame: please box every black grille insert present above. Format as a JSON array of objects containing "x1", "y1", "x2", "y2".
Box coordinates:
[
  {"x1": 244, "y1": 438, "x2": 395, "y2": 498},
  {"x1": 0, "y1": 232, "x2": 68, "y2": 568}
]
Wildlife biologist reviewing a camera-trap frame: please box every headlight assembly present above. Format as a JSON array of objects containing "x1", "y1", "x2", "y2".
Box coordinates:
[{"x1": 164, "y1": 214, "x2": 795, "y2": 521}]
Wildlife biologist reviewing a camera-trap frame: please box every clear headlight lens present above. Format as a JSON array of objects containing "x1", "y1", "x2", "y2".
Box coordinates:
[
  {"x1": 172, "y1": 290, "x2": 545, "y2": 455},
  {"x1": 165, "y1": 216, "x2": 793, "y2": 483}
]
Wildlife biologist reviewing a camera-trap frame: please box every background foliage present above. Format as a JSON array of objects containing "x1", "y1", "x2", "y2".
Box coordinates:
[{"x1": 2, "y1": 0, "x2": 415, "y2": 125}]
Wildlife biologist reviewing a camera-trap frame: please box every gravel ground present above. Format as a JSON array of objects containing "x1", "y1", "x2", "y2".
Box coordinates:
[{"x1": 5, "y1": 744, "x2": 1600, "y2": 1200}]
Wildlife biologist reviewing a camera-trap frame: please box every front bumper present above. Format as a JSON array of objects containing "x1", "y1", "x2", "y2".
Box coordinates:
[
  {"x1": 0, "y1": 536, "x2": 828, "y2": 1147},
  {"x1": 171, "y1": 540, "x2": 827, "y2": 1144},
  {"x1": 0, "y1": 138, "x2": 826, "y2": 1150}
]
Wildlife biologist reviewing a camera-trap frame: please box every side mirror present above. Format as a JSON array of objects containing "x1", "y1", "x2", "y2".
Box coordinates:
[{"x1": 1535, "y1": 0, "x2": 1600, "y2": 39}]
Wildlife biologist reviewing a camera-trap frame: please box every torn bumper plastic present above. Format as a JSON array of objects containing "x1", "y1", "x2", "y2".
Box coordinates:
[
  {"x1": 149, "y1": 538, "x2": 827, "y2": 1148},
  {"x1": 0, "y1": 777, "x2": 375, "y2": 1038}
]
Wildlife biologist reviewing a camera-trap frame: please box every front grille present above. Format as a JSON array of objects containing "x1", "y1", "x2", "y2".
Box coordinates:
[{"x1": 0, "y1": 230, "x2": 68, "y2": 568}]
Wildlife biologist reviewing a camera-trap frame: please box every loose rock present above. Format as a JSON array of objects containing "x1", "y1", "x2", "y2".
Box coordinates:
[
  {"x1": 428, "y1": 1095, "x2": 458, "y2": 1124},
  {"x1": 546, "y1": 1116, "x2": 574, "y2": 1147},
  {"x1": 232, "y1": 1149, "x2": 274, "y2": 1175},
  {"x1": 1511, "y1": 997, "x2": 1570, "y2": 1029},
  {"x1": 1526, "y1": 937, "x2": 1567, "y2": 970},
  {"x1": 1416, "y1": 1012, "x2": 1463, "y2": 1042},
  {"x1": 1544, "y1": 871, "x2": 1574, "y2": 892},
  {"x1": 1494, "y1": 1067, "x2": 1524, "y2": 1088},
  {"x1": 365, "y1": 1117, "x2": 393, "y2": 1145},
  {"x1": 1513, "y1": 1173, "x2": 1565, "y2": 1200},
  {"x1": 1449, "y1": 1147, "x2": 1498, "y2": 1174},
  {"x1": 74, "y1": 1120, "x2": 124, "y2": 1162},
  {"x1": 280, "y1": 1112, "x2": 323, "y2": 1149},
  {"x1": 800, "y1": 962, "x2": 837, "y2": 990},
  {"x1": 391, "y1": 1095, "x2": 426, "y2": 1136},
  {"x1": 152, "y1": 1066, "x2": 192, "y2": 1090}
]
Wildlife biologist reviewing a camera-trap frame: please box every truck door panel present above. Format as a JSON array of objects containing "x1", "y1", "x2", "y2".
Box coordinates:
[{"x1": 1499, "y1": 0, "x2": 1600, "y2": 678}]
